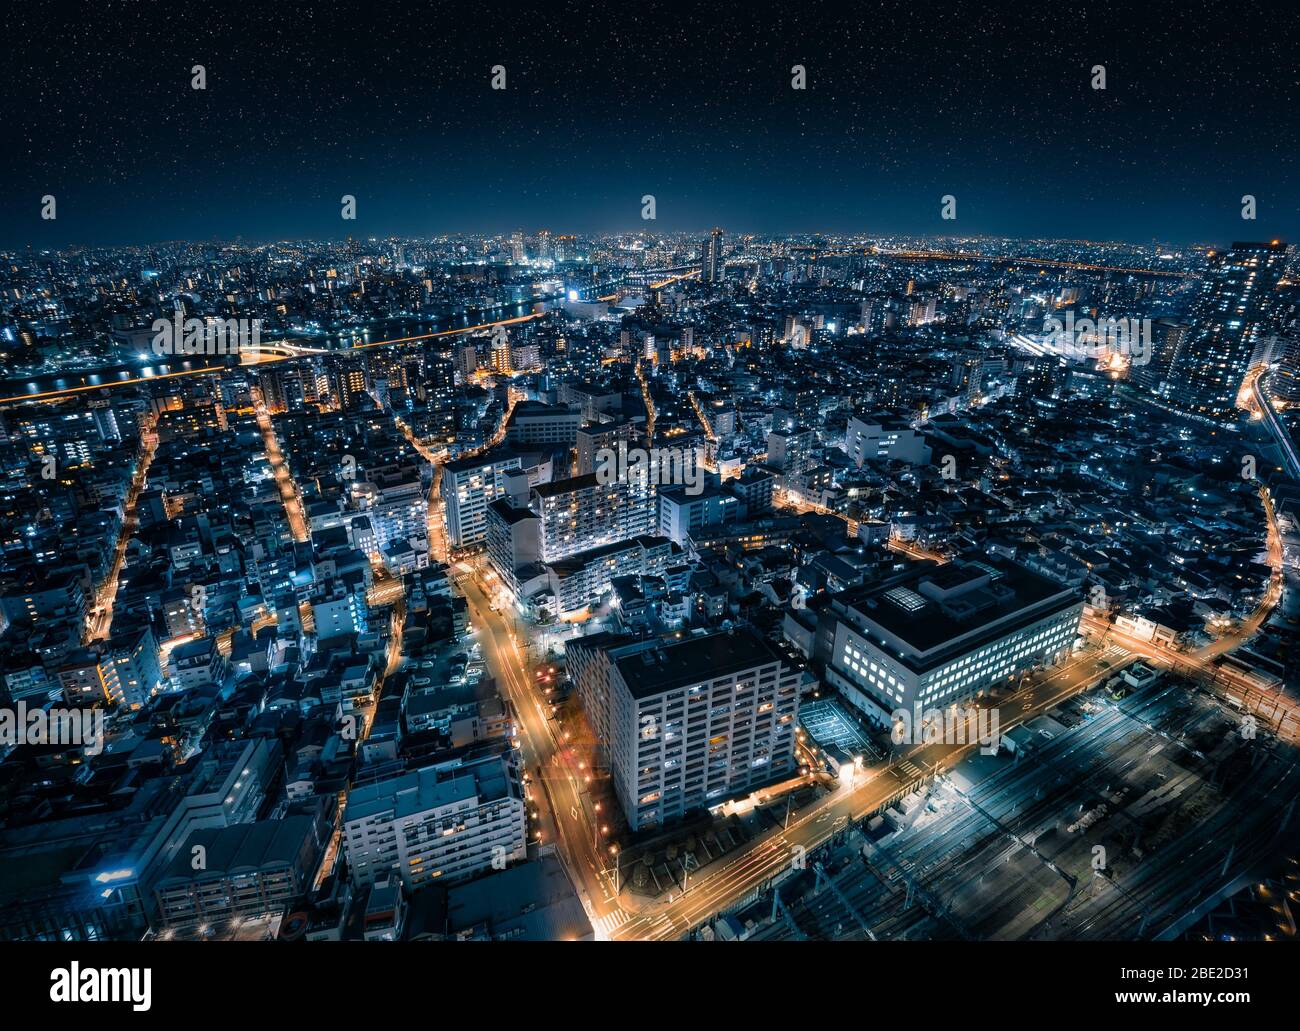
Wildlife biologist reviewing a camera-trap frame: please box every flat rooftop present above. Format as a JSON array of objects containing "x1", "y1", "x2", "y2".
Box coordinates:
[
  {"x1": 615, "y1": 627, "x2": 781, "y2": 699},
  {"x1": 534, "y1": 472, "x2": 600, "y2": 498},
  {"x1": 836, "y1": 557, "x2": 1078, "y2": 668},
  {"x1": 158, "y1": 816, "x2": 316, "y2": 883},
  {"x1": 346, "y1": 753, "x2": 513, "y2": 822}
]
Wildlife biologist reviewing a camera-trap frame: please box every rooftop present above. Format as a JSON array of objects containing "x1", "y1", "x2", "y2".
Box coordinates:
[
  {"x1": 346, "y1": 753, "x2": 515, "y2": 822},
  {"x1": 615, "y1": 627, "x2": 782, "y2": 700},
  {"x1": 835, "y1": 557, "x2": 1079, "y2": 669}
]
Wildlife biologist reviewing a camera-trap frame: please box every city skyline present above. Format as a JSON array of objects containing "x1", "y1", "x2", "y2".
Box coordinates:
[{"x1": 2, "y1": 0, "x2": 1299, "y2": 972}]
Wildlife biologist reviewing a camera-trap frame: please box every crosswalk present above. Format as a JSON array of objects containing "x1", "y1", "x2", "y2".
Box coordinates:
[
  {"x1": 895, "y1": 760, "x2": 923, "y2": 780},
  {"x1": 593, "y1": 907, "x2": 682, "y2": 940},
  {"x1": 592, "y1": 907, "x2": 633, "y2": 937}
]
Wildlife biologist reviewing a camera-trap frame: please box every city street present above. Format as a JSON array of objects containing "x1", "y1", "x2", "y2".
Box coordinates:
[{"x1": 459, "y1": 575, "x2": 626, "y2": 926}]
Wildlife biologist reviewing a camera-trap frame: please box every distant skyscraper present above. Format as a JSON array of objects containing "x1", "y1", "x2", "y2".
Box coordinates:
[
  {"x1": 1167, "y1": 241, "x2": 1290, "y2": 419},
  {"x1": 702, "y1": 228, "x2": 724, "y2": 283},
  {"x1": 1134, "y1": 318, "x2": 1192, "y2": 394}
]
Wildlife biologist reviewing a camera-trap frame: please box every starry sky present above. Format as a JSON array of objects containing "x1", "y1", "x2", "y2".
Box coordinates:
[{"x1": 1, "y1": 0, "x2": 1297, "y2": 248}]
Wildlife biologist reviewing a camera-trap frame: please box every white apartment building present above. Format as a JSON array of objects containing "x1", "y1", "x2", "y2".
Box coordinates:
[
  {"x1": 359, "y1": 480, "x2": 427, "y2": 558},
  {"x1": 485, "y1": 471, "x2": 663, "y2": 616},
  {"x1": 310, "y1": 574, "x2": 369, "y2": 640},
  {"x1": 342, "y1": 752, "x2": 527, "y2": 889},
  {"x1": 534, "y1": 472, "x2": 655, "y2": 560},
  {"x1": 568, "y1": 628, "x2": 800, "y2": 831},
  {"x1": 441, "y1": 452, "x2": 523, "y2": 551}
]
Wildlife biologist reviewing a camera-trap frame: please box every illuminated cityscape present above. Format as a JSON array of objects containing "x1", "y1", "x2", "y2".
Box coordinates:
[{"x1": 1, "y1": 2, "x2": 1298, "y2": 973}]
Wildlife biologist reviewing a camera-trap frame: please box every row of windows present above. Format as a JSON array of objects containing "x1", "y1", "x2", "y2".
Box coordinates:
[{"x1": 920, "y1": 620, "x2": 1075, "y2": 702}]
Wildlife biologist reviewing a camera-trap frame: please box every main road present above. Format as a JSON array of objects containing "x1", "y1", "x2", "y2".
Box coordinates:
[
  {"x1": 85, "y1": 412, "x2": 159, "y2": 642},
  {"x1": 252, "y1": 387, "x2": 309, "y2": 542},
  {"x1": 459, "y1": 574, "x2": 628, "y2": 930}
]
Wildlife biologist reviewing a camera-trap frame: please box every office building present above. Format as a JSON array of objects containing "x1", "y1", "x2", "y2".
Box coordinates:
[
  {"x1": 814, "y1": 557, "x2": 1083, "y2": 726},
  {"x1": 505, "y1": 401, "x2": 581, "y2": 446},
  {"x1": 844, "y1": 413, "x2": 932, "y2": 467}
]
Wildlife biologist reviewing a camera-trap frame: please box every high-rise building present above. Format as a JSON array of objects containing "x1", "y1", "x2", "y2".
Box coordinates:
[
  {"x1": 567, "y1": 627, "x2": 801, "y2": 831},
  {"x1": 1271, "y1": 333, "x2": 1300, "y2": 402},
  {"x1": 441, "y1": 452, "x2": 524, "y2": 551},
  {"x1": 766, "y1": 425, "x2": 817, "y2": 474},
  {"x1": 97, "y1": 625, "x2": 162, "y2": 709},
  {"x1": 1166, "y1": 241, "x2": 1290, "y2": 419},
  {"x1": 1134, "y1": 318, "x2": 1193, "y2": 394},
  {"x1": 485, "y1": 468, "x2": 664, "y2": 616},
  {"x1": 702, "y1": 228, "x2": 724, "y2": 283},
  {"x1": 335, "y1": 358, "x2": 371, "y2": 411},
  {"x1": 532, "y1": 472, "x2": 655, "y2": 561},
  {"x1": 361, "y1": 481, "x2": 427, "y2": 560}
]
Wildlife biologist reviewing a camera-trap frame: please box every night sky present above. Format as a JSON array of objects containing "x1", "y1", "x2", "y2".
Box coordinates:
[{"x1": 1, "y1": 0, "x2": 1297, "y2": 248}]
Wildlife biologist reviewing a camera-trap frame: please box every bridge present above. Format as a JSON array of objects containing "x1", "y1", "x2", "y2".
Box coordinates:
[{"x1": 590, "y1": 266, "x2": 700, "y2": 302}]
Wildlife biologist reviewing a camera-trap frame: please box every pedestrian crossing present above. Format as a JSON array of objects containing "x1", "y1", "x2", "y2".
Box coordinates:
[{"x1": 592, "y1": 907, "x2": 633, "y2": 937}]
